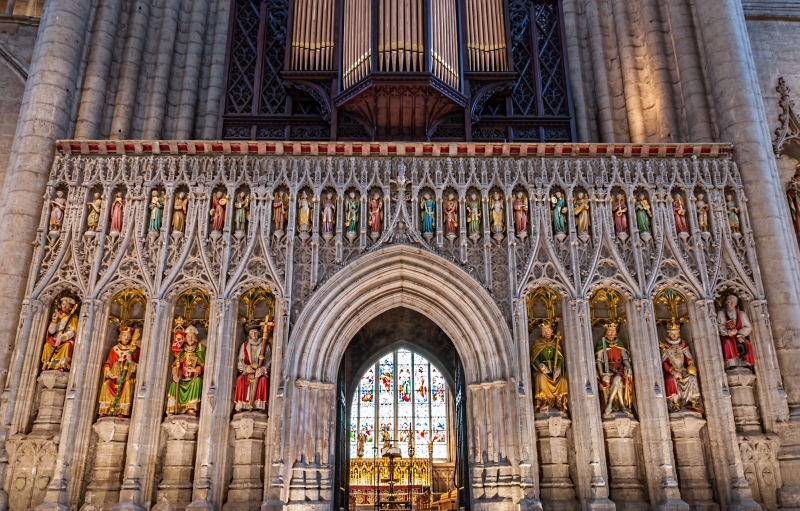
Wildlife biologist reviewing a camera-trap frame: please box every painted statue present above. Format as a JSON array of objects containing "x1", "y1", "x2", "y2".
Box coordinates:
[
  {"x1": 98, "y1": 326, "x2": 141, "y2": 418},
  {"x1": 635, "y1": 194, "x2": 652, "y2": 235},
  {"x1": 574, "y1": 192, "x2": 591, "y2": 235},
  {"x1": 467, "y1": 193, "x2": 481, "y2": 238},
  {"x1": 490, "y1": 192, "x2": 504, "y2": 238},
  {"x1": 595, "y1": 321, "x2": 634, "y2": 415},
  {"x1": 726, "y1": 195, "x2": 740, "y2": 234},
  {"x1": 673, "y1": 194, "x2": 688, "y2": 234},
  {"x1": 235, "y1": 192, "x2": 250, "y2": 233},
  {"x1": 513, "y1": 192, "x2": 528, "y2": 236},
  {"x1": 421, "y1": 194, "x2": 436, "y2": 235},
  {"x1": 718, "y1": 294, "x2": 755, "y2": 370},
  {"x1": 368, "y1": 194, "x2": 383, "y2": 238},
  {"x1": 788, "y1": 170, "x2": 800, "y2": 238},
  {"x1": 530, "y1": 320, "x2": 568, "y2": 413},
  {"x1": 234, "y1": 318, "x2": 273, "y2": 413},
  {"x1": 297, "y1": 191, "x2": 312, "y2": 236},
  {"x1": 86, "y1": 193, "x2": 102, "y2": 232},
  {"x1": 345, "y1": 192, "x2": 360, "y2": 236},
  {"x1": 41, "y1": 296, "x2": 79, "y2": 372},
  {"x1": 357, "y1": 431, "x2": 367, "y2": 458},
  {"x1": 210, "y1": 191, "x2": 227, "y2": 232},
  {"x1": 321, "y1": 192, "x2": 336, "y2": 238},
  {"x1": 444, "y1": 194, "x2": 458, "y2": 236},
  {"x1": 148, "y1": 190, "x2": 164, "y2": 233},
  {"x1": 172, "y1": 192, "x2": 188, "y2": 233},
  {"x1": 551, "y1": 192, "x2": 566, "y2": 235},
  {"x1": 50, "y1": 191, "x2": 67, "y2": 232},
  {"x1": 166, "y1": 324, "x2": 206, "y2": 416},
  {"x1": 612, "y1": 194, "x2": 628, "y2": 236},
  {"x1": 696, "y1": 193, "x2": 709, "y2": 232},
  {"x1": 659, "y1": 321, "x2": 702, "y2": 413},
  {"x1": 273, "y1": 191, "x2": 288, "y2": 234},
  {"x1": 110, "y1": 192, "x2": 125, "y2": 234}
]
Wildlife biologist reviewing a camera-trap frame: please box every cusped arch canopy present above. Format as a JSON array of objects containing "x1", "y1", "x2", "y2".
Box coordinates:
[{"x1": 287, "y1": 245, "x2": 514, "y2": 385}]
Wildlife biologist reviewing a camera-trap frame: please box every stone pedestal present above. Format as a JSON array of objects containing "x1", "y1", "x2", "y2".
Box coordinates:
[
  {"x1": 601, "y1": 415, "x2": 648, "y2": 511},
  {"x1": 726, "y1": 368, "x2": 761, "y2": 434},
  {"x1": 152, "y1": 416, "x2": 200, "y2": 511},
  {"x1": 668, "y1": 412, "x2": 718, "y2": 511},
  {"x1": 223, "y1": 412, "x2": 269, "y2": 511},
  {"x1": 31, "y1": 371, "x2": 69, "y2": 437},
  {"x1": 534, "y1": 414, "x2": 579, "y2": 511},
  {"x1": 80, "y1": 418, "x2": 131, "y2": 511}
]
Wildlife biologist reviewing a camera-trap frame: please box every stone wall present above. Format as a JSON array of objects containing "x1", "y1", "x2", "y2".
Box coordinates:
[{"x1": 0, "y1": 15, "x2": 36, "y2": 190}]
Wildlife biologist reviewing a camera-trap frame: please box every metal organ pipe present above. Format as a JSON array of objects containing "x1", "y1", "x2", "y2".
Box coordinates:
[
  {"x1": 291, "y1": 0, "x2": 335, "y2": 70},
  {"x1": 466, "y1": 0, "x2": 507, "y2": 71},
  {"x1": 342, "y1": 0, "x2": 372, "y2": 88}
]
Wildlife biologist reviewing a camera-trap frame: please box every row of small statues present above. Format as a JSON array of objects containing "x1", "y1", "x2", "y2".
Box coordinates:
[
  {"x1": 41, "y1": 295, "x2": 273, "y2": 418},
  {"x1": 530, "y1": 294, "x2": 754, "y2": 416}
]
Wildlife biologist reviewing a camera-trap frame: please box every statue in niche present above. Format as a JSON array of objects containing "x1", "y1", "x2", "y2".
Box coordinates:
[
  {"x1": 467, "y1": 193, "x2": 481, "y2": 240},
  {"x1": 235, "y1": 192, "x2": 250, "y2": 234},
  {"x1": 421, "y1": 193, "x2": 436, "y2": 237},
  {"x1": 635, "y1": 194, "x2": 652, "y2": 236},
  {"x1": 321, "y1": 192, "x2": 336, "y2": 240},
  {"x1": 41, "y1": 296, "x2": 79, "y2": 372},
  {"x1": 110, "y1": 192, "x2": 125, "y2": 235},
  {"x1": 357, "y1": 431, "x2": 367, "y2": 458},
  {"x1": 530, "y1": 319, "x2": 568, "y2": 413},
  {"x1": 86, "y1": 192, "x2": 102, "y2": 233},
  {"x1": 551, "y1": 192, "x2": 567, "y2": 236},
  {"x1": 444, "y1": 194, "x2": 458, "y2": 238},
  {"x1": 673, "y1": 194, "x2": 688, "y2": 235},
  {"x1": 172, "y1": 192, "x2": 188, "y2": 234},
  {"x1": 659, "y1": 321, "x2": 702, "y2": 413},
  {"x1": 148, "y1": 190, "x2": 164, "y2": 233},
  {"x1": 718, "y1": 294, "x2": 755, "y2": 370},
  {"x1": 574, "y1": 192, "x2": 591, "y2": 235},
  {"x1": 273, "y1": 191, "x2": 288, "y2": 235},
  {"x1": 368, "y1": 193, "x2": 383, "y2": 239},
  {"x1": 98, "y1": 326, "x2": 141, "y2": 418},
  {"x1": 345, "y1": 192, "x2": 359, "y2": 240},
  {"x1": 612, "y1": 193, "x2": 628, "y2": 237},
  {"x1": 595, "y1": 321, "x2": 634, "y2": 415},
  {"x1": 166, "y1": 324, "x2": 206, "y2": 416},
  {"x1": 696, "y1": 193, "x2": 710, "y2": 232},
  {"x1": 513, "y1": 192, "x2": 528, "y2": 238},
  {"x1": 726, "y1": 195, "x2": 741, "y2": 234},
  {"x1": 490, "y1": 192, "x2": 504, "y2": 240},
  {"x1": 297, "y1": 191, "x2": 312, "y2": 239},
  {"x1": 234, "y1": 318, "x2": 273, "y2": 413},
  {"x1": 49, "y1": 190, "x2": 67, "y2": 233},
  {"x1": 210, "y1": 191, "x2": 227, "y2": 233},
  {"x1": 787, "y1": 169, "x2": 800, "y2": 238}
]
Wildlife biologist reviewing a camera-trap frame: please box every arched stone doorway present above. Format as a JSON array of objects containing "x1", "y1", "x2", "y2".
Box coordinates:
[
  {"x1": 335, "y1": 309, "x2": 464, "y2": 511},
  {"x1": 276, "y1": 246, "x2": 536, "y2": 511}
]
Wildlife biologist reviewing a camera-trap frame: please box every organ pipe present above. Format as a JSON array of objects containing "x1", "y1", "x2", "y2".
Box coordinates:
[
  {"x1": 466, "y1": 0, "x2": 507, "y2": 71},
  {"x1": 342, "y1": 0, "x2": 372, "y2": 88},
  {"x1": 291, "y1": 0, "x2": 336, "y2": 70}
]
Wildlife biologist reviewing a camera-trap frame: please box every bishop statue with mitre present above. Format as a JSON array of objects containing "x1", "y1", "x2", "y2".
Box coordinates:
[{"x1": 234, "y1": 315, "x2": 273, "y2": 413}]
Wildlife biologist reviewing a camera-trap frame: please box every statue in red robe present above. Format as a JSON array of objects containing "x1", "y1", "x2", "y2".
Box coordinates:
[
  {"x1": 673, "y1": 194, "x2": 688, "y2": 234},
  {"x1": 109, "y1": 192, "x2": 125, "y2": 234},
  {"x1": 595, "y1": 321, "x2": 634, "y2": 415},
  {"x1": 98, "y1": 326, "x2": 141, "y2": 418},
  {"x1": 210, "y1": 191, "x2": 227, "y2": 232},
  {"x1": 717, "y1": 295, "x2": 755, "y2": 369},
  {"x1": 659, "y1": 321, "x2": 702, "y2": 413},
  {"x1": 234, "y1": 318, "x2": 273, "y2": 413},
  {"x1": 444, "y1": 194, "x2": 458, "y2": 236}
]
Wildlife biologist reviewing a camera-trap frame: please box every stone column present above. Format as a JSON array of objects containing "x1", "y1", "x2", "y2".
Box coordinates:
[
  {"x1": 152, "y1": 417, "x2": 200, "y2": 511},
  {"x1": 0, "y1": 0, "x2": 94, "y2": 396},
  {"x1": 692, "y1": 0, "x2": 800, "y2": 503},
  {"x1": 669, "y1": 413, "x2": 718, "y2": 511},
  {"x1": 223, "y1": 413, "x2": 268, "y2": 511},
  {"x1": 562, "y1": 299, "x2": 614, "y2": 511},
  {"x1": 534, "y1": 414, "x2": 579, "y2": 511},
  {"x1": 80, "y1": 418, "x2": 131, "y2": 511},
  {"x1": 601, "y1": 416, "x2": 648, "y2": 511}
]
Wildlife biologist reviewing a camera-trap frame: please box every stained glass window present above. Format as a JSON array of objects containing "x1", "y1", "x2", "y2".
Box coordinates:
[{"x1": 350, "y1": 349, "x2": 449, "y2": 460}]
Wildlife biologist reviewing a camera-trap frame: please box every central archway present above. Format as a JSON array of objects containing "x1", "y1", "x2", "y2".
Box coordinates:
[{"x1": 278, "y1": 246, "x2": 529, "y2": 511}]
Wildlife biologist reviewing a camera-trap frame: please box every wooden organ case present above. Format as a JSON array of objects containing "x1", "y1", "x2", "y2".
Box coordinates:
[{"x1": 219, "y1": 0, "x2": 575, "y2": 142}]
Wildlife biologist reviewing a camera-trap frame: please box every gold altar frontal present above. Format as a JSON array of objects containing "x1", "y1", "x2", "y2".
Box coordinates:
[{"x1": 349, "y1": 459, "x2": 431, "y2": 507}]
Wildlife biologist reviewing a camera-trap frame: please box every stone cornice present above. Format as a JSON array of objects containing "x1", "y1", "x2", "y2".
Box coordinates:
[
  {"x1": 743, "y1": 1, "x2": 800, "y2": 20},
  {"x1": 56, "y1": 140, "x2": 732, "y2": 159}
]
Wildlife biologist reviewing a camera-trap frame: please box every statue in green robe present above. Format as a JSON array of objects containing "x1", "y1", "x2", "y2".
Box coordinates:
[
  {"x1": 166, "y1": 324, "x2": 206, "y2": 417},
  {"x1": 467, "y1": 193, "x2": 481, "y2": 239},
  {"x1": 530, "y1": 320, "x2": 569, "y2": 413}
]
